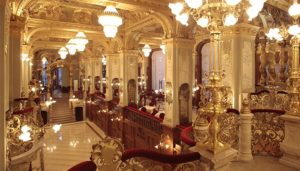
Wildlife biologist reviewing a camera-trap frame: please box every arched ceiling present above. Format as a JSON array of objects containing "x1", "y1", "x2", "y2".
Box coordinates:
[{"x1": 8, "y1": 0, "x2": 296, "y2": 62}]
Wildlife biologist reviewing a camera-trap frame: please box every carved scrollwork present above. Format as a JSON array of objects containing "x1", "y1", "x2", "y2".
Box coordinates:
[
  {"x1": 118, "y1": 157, "x2": 164, "y2": 171},
  {"x1": 91, "y1": 137, "x2": 124, "y2": 170},
  {"x1": 249, "y1": 90, "x2": 290, "y2": 111},
  {"x1": 251, "y1": 110, "x2": 285, "y2": 157},
  {"x1": 218, "y1": 110, "x2": 239, "y2": 149},
  {"x1": 72, "y1": 9, "x2": 92, "y2": 24},
  {"x1": 199, "y1": 85, "x2": 232, "y2": 109}
]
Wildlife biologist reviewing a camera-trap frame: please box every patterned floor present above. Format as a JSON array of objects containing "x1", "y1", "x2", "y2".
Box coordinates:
[{"x1": 49, "y1": 90, "x2": 75, "y2": 124}]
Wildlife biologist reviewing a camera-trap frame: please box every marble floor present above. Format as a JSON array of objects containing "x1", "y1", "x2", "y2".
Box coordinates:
[{"x1": 38, "y1": 121, "x2": 104, "y2": 171}]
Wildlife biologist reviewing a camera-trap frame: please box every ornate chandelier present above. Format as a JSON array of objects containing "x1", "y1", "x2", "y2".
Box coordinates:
[
  {"x1": 142, "y1": 44, "x2": 152, "y2": 57},
  {"x1": 169, "y1": 0, "x2": 265, "y2": 28},
  {"x1": 98, "y1": 6, "x2": 123, "y2": 38},
  {"x1": 66, "y1": 39, "x2": 78, "y2": 55},
  {"x1": 58, "y1": 47, "x2": 68, "y2": 59},
  {"x1": 265, "y1": 2, "x2": 300, "y2": 41},
  {"x1": 73, "y1": 32, "x2": 89, "y2": 52}
]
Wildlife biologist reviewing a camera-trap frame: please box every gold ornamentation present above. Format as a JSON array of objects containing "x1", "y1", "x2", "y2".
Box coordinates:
[
  {"x1": 251, "y1": 110, "x2": 285, "y2": 157},
  {"x1": 165, "y1": 82, "x2": 173, "y2": 104},
  {"x1": 91, "y1": 137, "x2": 124, "y2": 169},
  {"x1": 193, "y1": 31, "x2": 231, "y2": 154},
  {"x1": 249, "y1": 90, "x2": 290, "y2": 111},
  {"x1": 218, "y1": 110, "x2": 239, "y2": 149}
]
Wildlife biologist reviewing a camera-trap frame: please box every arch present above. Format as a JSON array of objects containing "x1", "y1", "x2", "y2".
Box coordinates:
[
  {"x1": 127, "y1": 79, "x2": 136, "y2": 104},
  {"x1": 111, "y1": 78, "x2": 120, "y2": 102},
  {"x1": 179, "y1": 83, "x2": 190, "y2": 125},
  {"x1": 151, "y1": 12, "x2": 174, "y2": 38},
  {"x1": 195, "y1": 39, "x2": 210, "y2": 84}
]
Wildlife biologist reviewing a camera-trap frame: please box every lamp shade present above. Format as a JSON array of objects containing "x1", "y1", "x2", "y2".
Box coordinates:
[
  {"x1": 58, "y1": 47, "x2": 68, "y2": 59},
  {"x1": 142, "y1": 44, "x2": 152, "y2": 57},
  {"x1": 66, "y1": 39, "x2": 77, "y2": 55},
  {"x1": 98, "y1": 6, "x2": 123, "y2": 38}
]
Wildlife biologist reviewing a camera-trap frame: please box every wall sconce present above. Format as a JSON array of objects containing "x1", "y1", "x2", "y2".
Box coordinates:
[{"x1": 165, "y1": 82, "x2": 173, "y2": 104}]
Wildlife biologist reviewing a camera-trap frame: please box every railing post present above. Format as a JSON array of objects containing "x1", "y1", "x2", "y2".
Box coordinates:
[{"x1": 238, "y1": 94, "x2": 253, "y2": 161}]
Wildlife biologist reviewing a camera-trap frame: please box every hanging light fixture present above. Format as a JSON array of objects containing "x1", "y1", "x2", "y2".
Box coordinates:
[
  {"x1": 66, "y1": 39, "x2": 77, "y2": 55},
  {"x1": 73, "y1": 32, "x2": 89, "y2": 52},
  {"x1": 98, "y1": 6, "x2": 123, "y2": 38},
  {"x1": 160, "y1": 44, "x2": 166, "y2": 54},
  {"x1": 142, "y1": 44, "x2": 152, "y2": 57},
  {"x1": 288, "y1": 24, "x2": 300, "y2": 36},
  {"x1": 58, "y1": 47, "x2": 69, "y2": 59},
  {"x1": 289, "y1": 1, "x2": 300, "y2": 18},
  {"x1": 42, "y1": 57, "x2": 47, "y2": 64},
  {"x1": 169, "y1": 0, "x2": 265, "y2": 28}
]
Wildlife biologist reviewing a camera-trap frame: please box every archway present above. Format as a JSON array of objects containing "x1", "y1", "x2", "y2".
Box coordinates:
[
  {"x1": 111, "y1": 78, "x2": 120, "y2": 102},
  {"x1": 128, "y1": 79, "x2": 137, "y2": 104}
]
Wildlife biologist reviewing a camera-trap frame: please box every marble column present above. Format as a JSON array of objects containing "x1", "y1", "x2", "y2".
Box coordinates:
[
  {"x1": 222, "y1": 24, "x2": 259, "y2": 109},
  {"x1": 105, "y1": 53, "x2": 120, "y2": 101},
  {"x1": 9, "y1": 19, "x2": 24, "y2": 100},
  {"x1": 238, "y1": 95, "x2": 254, "y2": 161},
  {"x1": 0, "y1": 1, "x2": 10, "y2": 170},
  {"x1": 21, "y1": 45, "x2": 30, "y2": 97},
  {"x1": 163, "y1": 38, "x2": 195, "y2": 127},
  {"x1": 119, "y1": 50, "x2": 139, "y2": 106}
]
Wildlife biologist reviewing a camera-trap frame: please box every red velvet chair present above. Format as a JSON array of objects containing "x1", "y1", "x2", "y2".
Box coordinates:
[{"x1": 67, "y1": 161, "x2": 96, "y2": 171}]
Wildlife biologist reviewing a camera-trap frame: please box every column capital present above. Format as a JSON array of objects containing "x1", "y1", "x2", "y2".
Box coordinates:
[
  {"x1": 10, "y1": 16, "x2": 26, "y2": 33},
  {"x1": 162, "y1": 37, "x2": 195, "y2": 45},
  {"x1": 223, "y1": 23, "x2": 260, "y2": 40}
]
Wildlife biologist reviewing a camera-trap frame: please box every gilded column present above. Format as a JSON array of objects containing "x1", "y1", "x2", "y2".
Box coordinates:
[
  {"x1": 279, "y1": 36, "x2": 300, "y2": 170},
  {"x1": 163, "y1": 38, "x2": 195, "y2": 127},
  {"x1": 105, "y1": 53, "x2": 120, "y2": 101},
  {"x1": 119, "y1": 50, "x2": 139, "y2": 106},
  {"x1": 9, "y1": 18, "x2": 24, "y2": 100},
  {"x1": 69, "y1": 65, "x2": 73, "y2": 98},
  {"x1": 222, "y1": 24, "x2": 259, "y2": 109},
  {"x1": 0, "y1": 2, "x2": 11, "y2": 170}
]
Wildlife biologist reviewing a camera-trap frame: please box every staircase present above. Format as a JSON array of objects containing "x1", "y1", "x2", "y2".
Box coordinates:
[{"x1": 49, "y1": 90, "x2": 75, "y2": 124}]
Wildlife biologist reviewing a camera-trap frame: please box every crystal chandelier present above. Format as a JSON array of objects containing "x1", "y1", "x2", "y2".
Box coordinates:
[
  {"x1": 73, "y1": 32, "x2": 89, "y2": 52},
  {"x1": 169, "y1": 0, "x2": 265, "y2": 28},
  {"x1": 41, "y1": 57, "x2": 47, "y2": 64},
  {"x1": 98, "y1": 6, "x2": 123, "y2": 38},
  {"x1": 142, "y1": 44, "x2": 152, "y2": 57},
  {"x1": 265, "y1": 2, "x2": 300, "y2": 41},
  {"x1": 58, "y1": 47, "x2": 68, "y2": 59},
  {"x1": 66, "y1": 39, "x2": 77, "y2": 55}
]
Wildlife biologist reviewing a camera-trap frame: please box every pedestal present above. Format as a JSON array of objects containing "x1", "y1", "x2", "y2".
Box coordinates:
[
  {"x1": 190, "y1": 146, "x2": 238, "y2": 171},
  {"x1": 279, "y1": 114, "x2": 300, "y2": 169}
]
